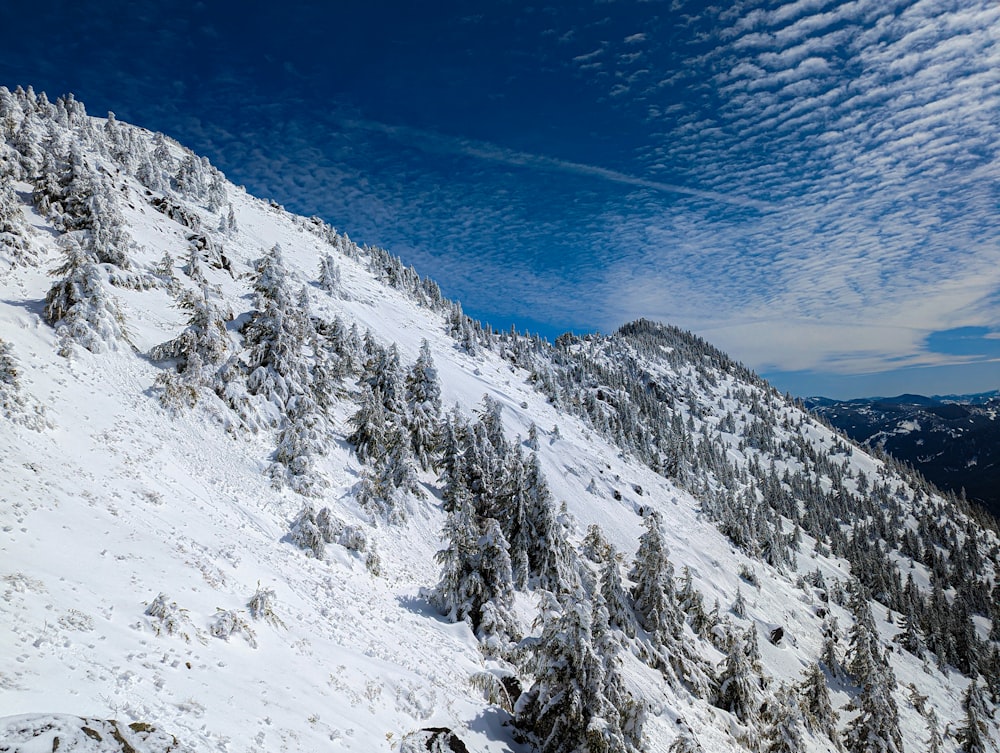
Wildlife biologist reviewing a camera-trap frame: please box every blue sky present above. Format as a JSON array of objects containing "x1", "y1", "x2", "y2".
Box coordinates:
[{"x1": 2, "y1": 0, "x2": 999, "y2": 399}]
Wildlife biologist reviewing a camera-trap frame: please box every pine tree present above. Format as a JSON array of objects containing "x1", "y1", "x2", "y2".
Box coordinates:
[
  {"x1": 431, "y1": 486, "x2": 480, "y2": 622},
  {"x1": 430, "y1": 498, "x2": 516, "y2": 649},
  {"x1": 525, "y1": 451, "x2": 575, "y2": 594},
  {"x1": 601, "y1": 549, "x2": 636, "y2": 639},
  {"x1": 270, "y1": 391, "x2": 328, "y2": 495},
  {"x1": 716, "y1": 627, "x2": 764, "y2": 726},
  {"x1": 820, "y1": 614, "x2": 842, "y2": 677},
  {"x1": 763, "y1": 684, "x2": 806, "y2": 753},
  {"x1": 241, "y1": 246, "x2": 311, "y2": 411},
  {"x1": 797, "y1": 661, "x2": 839, "y2": 747},
  {"x1": 317, "y1": 252, "x2": 341, "y2": 295},
  {"x1": 924, "y1": 708, "x2": 943, "y2": 753},
  {"x1": 149, "y1": 285, "x2": 231, "y2": 376},
  {"x1": 631, "y1": 511, "x2": 680, "y2": 640},
  {"x1": 0, "y1": 178, "x2": 34, "y2": 265},
  {"x1": 44, "y1": 234, "x2": 127, "y2": 354},
  {"x1": 843, "y1": 581, "x2": 903, "y2": 753},
  {"x1": 356, "y1": 419, "x2": 421, "y2": 521},
  {"x1": 956, "y1": 676, "x2": 991, "y2": 753},
  {"x1": 404, "y1": 339, "x2": 442, "y2": 471},
  {"x1": 502, "y1": 446, "x2": 532, "y2": 589},
  {"x1": 474, "y1": 517, "x2": 518, "y2": 652},
  {"x1": 517, "y1": 591, "x2": 634, "y2": 753}
]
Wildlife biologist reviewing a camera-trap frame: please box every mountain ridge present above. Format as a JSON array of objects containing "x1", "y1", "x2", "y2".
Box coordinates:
[
  {"x1": 807, "y1": 392, "x2": 1000, "y2": 518},
  {"x1": 1, "y1": 86, "x2": 998, "y2": 753}
]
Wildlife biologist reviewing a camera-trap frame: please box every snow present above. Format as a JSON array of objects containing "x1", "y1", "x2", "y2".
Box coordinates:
[{"x1": 0, "y1": 104, "x2": 994, "y2": 752}]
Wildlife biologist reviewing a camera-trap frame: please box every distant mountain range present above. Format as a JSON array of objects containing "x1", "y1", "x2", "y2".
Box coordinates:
[{"x1": 807, "y1": 392, "x2": 1000, "y2": 517}]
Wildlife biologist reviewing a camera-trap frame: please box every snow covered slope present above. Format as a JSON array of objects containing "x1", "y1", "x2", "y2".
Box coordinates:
[{"x1": 1, "y1": 87, "x2": 997, "y2": 753}]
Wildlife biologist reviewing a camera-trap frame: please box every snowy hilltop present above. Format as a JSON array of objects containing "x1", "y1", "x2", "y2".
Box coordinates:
[{"x1": 1, "y1": 86, "x2": 998, "y2": 753}]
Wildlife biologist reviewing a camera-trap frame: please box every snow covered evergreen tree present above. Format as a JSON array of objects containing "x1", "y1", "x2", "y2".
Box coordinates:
[
  {"x1": 631, "y1": 511, "x2": 681, "y2": 641},
  {"x1": 44, "y1": 234, "x2": 127, "y2": 354},
  {"x1": 601, "y1": 548, "x2": 636, "y2": 640},
  {"x1": 762, "y1": 683, "x2": 806, "y2": 753},
  {"x1": 956, "y1": 676, "x2": 991, "y2": 753},
  {"x1": 240, "y1": 244, "x2": 311, "y2": 412},
  {"x1": 843, "y1": 582, "x2": 903, "y2": 753},
  {"x1": 149, "y1": 284, "x2": 232, "y2": 408},
  {"x1": 0, "y1": 178, "x2": 34, "y2": 266},
  {"x1": 404, "y1": 339, "x2": 442, "y2": 471},
  {"x1": 517, "y1": 590, "x2": 639, "y2": 753},
  {"x1": 430, "y1": 492, "x2": 516, "y2": 649},
  {"x1": 716, "y1": 626, "x2": 765, "y2": 727},
  {"x1": 797, "y1": 661, "x2": 839, "y2": 747},
  {"x1": 317, "y1": 252, "x2": 341, "y2": 295}
]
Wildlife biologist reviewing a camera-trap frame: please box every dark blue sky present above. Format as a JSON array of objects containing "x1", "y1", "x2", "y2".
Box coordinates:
[{"x1": 3, "y1": 0, "x2": 999, "y2": 398}]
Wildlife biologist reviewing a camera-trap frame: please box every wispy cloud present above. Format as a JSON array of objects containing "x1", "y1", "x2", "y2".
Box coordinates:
[{"x1": 336, "y1": 118, "x2": 776, "y2": 211}]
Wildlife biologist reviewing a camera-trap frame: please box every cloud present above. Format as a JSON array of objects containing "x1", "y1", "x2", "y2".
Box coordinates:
[{"x1": 332, "y1": 117, "x2": 776, "y2": 212}]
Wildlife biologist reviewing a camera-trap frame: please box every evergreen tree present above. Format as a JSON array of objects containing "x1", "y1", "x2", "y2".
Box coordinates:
[
  {"x1": 797, "y1": 661, "x2": 839, "y2": 747},
  {"x1": 820, "y1": 614, "x2": 842, "y2": 677},
  {"x1": 763, "y1": 684, "x2": 806, "y2": 753},
  {"x1": 404, "y1": 339, "x2": 442, "y2": 471},
  {"x1": 270, "y1": 392, "x2": 327, "y2": 496},
  {"x1": 843, "y1": 583, "x2": 903, "y2": 753},
  {"x1": 430, "y1": 497, "x2": 516, "y2": 648},
  {"x1": 356, "y1": 419, "x2": 421, "y2": 521},
  {"x1": 956, "y1": 676, "x2": 991, "y2": 753},
  {"x1": 473, "y1": 517, "x2": 519, "y2": 652},
  {"x1": 517, "y1": 591, "x2": 636, "y2": 753},
  {"x1": 601, "y1": 549, "x2": 636, "y2": 640},
  {"x1": 502, "y1": 445, "x2": 532, "y2": 589},
  {"x1": 0, "y1": 178, "x2": 33, "y2": 265},
  {"x1": 431, "y1": 485, "x2": 480, "y2": 622},
  {"x1": 716, "y1": 627, "x2": 764, "y2": 727},
  {"x1": 631, "y1": 511, "x2": 680, "y2": 640},
  {"x1": 44, "y1": 234, "x2": 127, "y2": 354},
  {"x1": 924, "y1": 708, "x2": 943, "y2": 753},
  {"x1": 241, "y1": 245, "x2": 311, "y2": 411},
  {"x1": 317, "y1": 252, "x2": 341, "y2": 294},
  {"x1": 149, "y1": 285, "x2": 231, "y2": 376},
  {"x1": 526, "y1": 451, "x2": 575, "y2": 594}
]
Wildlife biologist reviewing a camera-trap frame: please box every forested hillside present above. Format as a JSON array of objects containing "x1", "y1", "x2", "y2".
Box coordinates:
[{"x1": 1, "y1": 86, "x2": 997, "y2": 753}]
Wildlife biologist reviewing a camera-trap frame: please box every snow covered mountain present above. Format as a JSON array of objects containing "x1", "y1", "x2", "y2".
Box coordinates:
[
  {"x1": 1, "y1": 86, "x2": 998, "y2": 753},
  {"x1": 807, "y1": 394, "x2": 1000, "y2": 519}
]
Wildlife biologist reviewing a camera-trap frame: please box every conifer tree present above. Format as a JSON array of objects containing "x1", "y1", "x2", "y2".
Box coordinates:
[
  {"x1": 956, "y1": 676, "x2": 991, "y2": 753},
  {"x1": 271, "y1": 391, "x2": 328, "y2": 495},
  {"x1": 430, "y1": 497, "x2": 516, "y2": 648},
  {"x1": 526, "y1": 451, "x2": 575, "y2": 594},
  {"x1": 431, "y1": 484, "x2": 479, "y2": 622},
  {"x1": 150, "y1": 285, "x2": 231, "y2": 377},
  {"x1": 241, "y1": 245, "x2": 311, "y2": 410},
  {"x1": 716, "y1": 627, "x2": 764, "y2": 727},
  {"x1": 404, "y1": 339, "x2": 442, "y2": 471},
  {"x1": 317, "y1": 252, "x2": 341, "y2": 295},
  {"x1": 843, "y1": 581, "x2": 903, "y2": 753},
  {"x1": 0, "y1": 178, "x2": 33, "y2": 265},
  {"x1": 517, "y1": 591, "x2": 636, "y2": 753},
  {"x1": 631, "y1": 511, "x2": 680, "y2": 640},
  {"x1": 44, "y1": 234, "x2": 127, "y2": 354},
  {"x1": 763, "y1": 684, "x2": 806, "y2": 753},
  {"x1": 797, "y1": 661, "x2": 839, "y2": 747},
  {"x1": 601, "y1": 549, "x2": 636, "y2": 640},
  {"x1": 502, "y1": 445, "x2": 532, "y2": 589},
  {"x1": 924, "y1": 708, "x2": 943, "y2": 753}
]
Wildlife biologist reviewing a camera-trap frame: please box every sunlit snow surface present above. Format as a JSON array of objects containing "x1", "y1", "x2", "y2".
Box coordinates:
[{"x1": 0, "y1": 121, "x2": 985, "y2": 752}]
